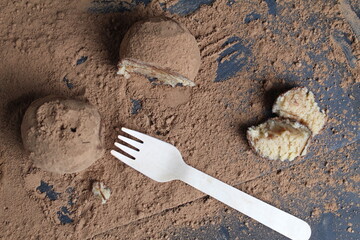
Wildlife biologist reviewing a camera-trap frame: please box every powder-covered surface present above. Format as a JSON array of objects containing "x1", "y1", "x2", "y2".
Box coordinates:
[
  {"x1": 93, "y1": 141, "x2": 359, "y2": 240},
  {"x1": 21, "y1": 96, "x2": 104, "y2": 174},
  {"x1": 0, "y1": 0, "x2": 359, "y2": 239}
]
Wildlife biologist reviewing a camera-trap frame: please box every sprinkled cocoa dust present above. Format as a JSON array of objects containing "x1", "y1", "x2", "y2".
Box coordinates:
[{"x1": 0, "y1": 0, "x2": 358, "y2": 239}]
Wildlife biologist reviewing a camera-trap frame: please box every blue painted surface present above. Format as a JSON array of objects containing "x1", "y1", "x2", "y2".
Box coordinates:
[
  {"x1": 76, "y1": 56, "x2": 88, "y2": 65},
  {"x1": 61, "y1": 206, "x2": 72, "y2": 215},
  {"x1": 219, "y1": 225, "x2": 230, "y2": 240},
  {"x1": 57, "y1": 206, "x2": 73, "y2": 225},
  {"x1": 310, "y1": 190, "x2": 360, "y2": 240},
  {"x1": 37, "y1": 181, "x2": 77, "y2": 224},
  {"x1": 63, "y1": 76, "x2": 74, "y2": 89},
  {"x1": 215, "y1": 37, "x2": 252, "y2": 82},
  {"x1": 264, "y1": 0, "x2": 277, "y2": 16},
  {"x1": 332, "y1": 30, "x2": 357, "y2": 68},
  {"x1": 37, "y1": 181, "x2": 60, "y2": 201},
  {"x1": 351, "y1": 0, "x2": 360, "y2": 16},
  {"x1": 351, "y1": 83, "x2": 360, "y2": 118},
  {"x1": 165, "y1": 0, "x2": 215, "y2": 16},
  {"x1": 131, "y1": 98, "x2": 142, "y2": 114},
  {"x1": 88, "y1": 0, "x2": 214, "y2": 14},
  {"x1": 244, "y1": 12, "x2": 261, "y2": 23},
  {"x1": 66, "y1": 187, "x2": 76, "y2": 206}
]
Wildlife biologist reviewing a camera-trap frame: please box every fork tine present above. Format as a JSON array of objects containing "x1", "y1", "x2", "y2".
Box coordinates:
[
  {"x1": 121, "y1": 127, "x2": 151, "y2": 142},
  {"x1": 110, "y1": 150, "x2": 137, "y2": 168},
  {"x1": 118, "y1": 135, "x2": 142, "y2": 150},
  {"x1": 114, "y1": 142, "x2": 138, "y2": 158}
]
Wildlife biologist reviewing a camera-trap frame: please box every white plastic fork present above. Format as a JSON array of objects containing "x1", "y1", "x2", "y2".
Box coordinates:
[{"x1": 111, "y1": 127, "x2": 311, "y2": 240}]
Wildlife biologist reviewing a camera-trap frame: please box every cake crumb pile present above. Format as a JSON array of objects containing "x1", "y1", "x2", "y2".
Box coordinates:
[
  {"x1": 247, "y1": 118, "x2": 311, "y2": 161},
  {"x1": 273, "y1": 87, "x2": 327, "y2": 135},
  {"x1": 248, "y1": 87, "x2": 327, "y2": 161}
]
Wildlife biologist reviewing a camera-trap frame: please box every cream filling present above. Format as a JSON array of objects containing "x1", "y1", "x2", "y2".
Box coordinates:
[{"x1": 117, "y1": 59, "x2": 196, "y2": 87}]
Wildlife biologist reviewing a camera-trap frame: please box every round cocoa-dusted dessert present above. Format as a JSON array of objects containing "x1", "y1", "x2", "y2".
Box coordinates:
[
  {"x1": 272, "y1": 87, "x2": 326, "y2": 135},
  {"x1": 117, "y1": 17, "x2": 201, "y2": 87},
  {"x1": 21, "y1": 96, "x2": 104, "y2": 174},
  {"x1": 247, "y1": 118, "x2": 312, "y2": 161}
]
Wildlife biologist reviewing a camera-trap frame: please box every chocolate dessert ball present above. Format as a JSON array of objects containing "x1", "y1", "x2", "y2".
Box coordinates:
[
  {"x1": 21, "y1": 96, "x2": 104, "y2": 174},
  {"x1": 118, "y1": 17, "x2": 201, "y2": 87}
]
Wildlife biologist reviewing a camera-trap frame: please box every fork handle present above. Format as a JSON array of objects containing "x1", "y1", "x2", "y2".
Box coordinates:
[{"x1": 180, "y1": 166, "x2": 311, "y2": 240}]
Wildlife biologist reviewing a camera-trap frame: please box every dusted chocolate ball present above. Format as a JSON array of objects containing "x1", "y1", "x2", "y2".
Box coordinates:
[
  {"x1": 21, "y1": 96, "x2": 104, "y2": 174},
  {"x1": 118, "y1": 17, "x2": 201, "y2": 87}
]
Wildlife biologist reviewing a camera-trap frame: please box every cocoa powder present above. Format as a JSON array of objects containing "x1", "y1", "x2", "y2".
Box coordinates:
[{"x1": 0, "y1": 0, "x2": 358, "y2": 239}]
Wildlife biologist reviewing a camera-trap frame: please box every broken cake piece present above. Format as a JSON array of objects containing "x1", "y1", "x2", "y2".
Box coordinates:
[
  {"x1": 247, "y1": 118, "x2": 312, "y2": 161},
  {"x1": 92, "y1": 181, "x2": 111, "y2": 204},
  {"x1": 272, "y1": 87, "x2": 326, "y2": 135},
  {"x1": 117, "y1": 17, "x2": 201, "y2": 87}
]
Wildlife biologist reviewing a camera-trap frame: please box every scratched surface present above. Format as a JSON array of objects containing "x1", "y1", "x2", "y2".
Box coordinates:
[{"x1": 85, "y1": 0, "x2": 359, "y2": 239}]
